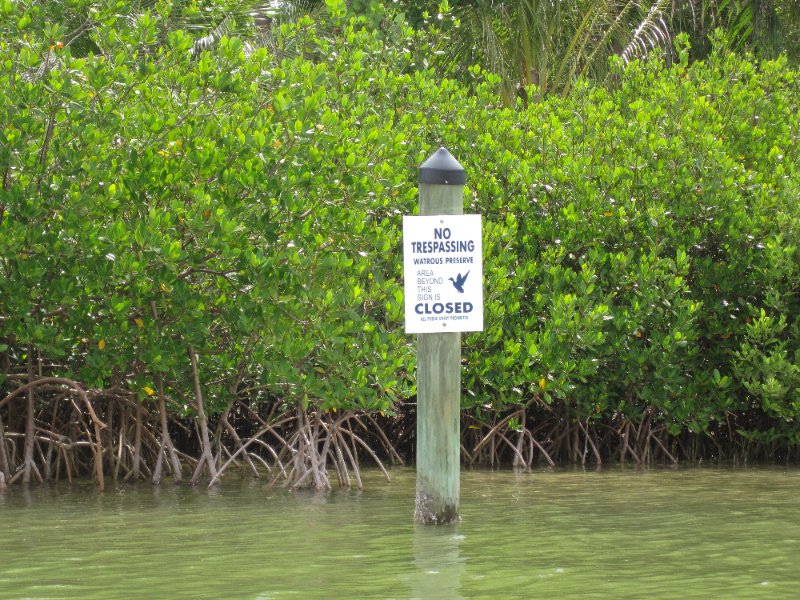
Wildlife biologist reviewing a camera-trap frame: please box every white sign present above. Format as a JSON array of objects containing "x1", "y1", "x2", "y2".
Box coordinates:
[{"x1": 403, "y1": 214, "x2": 484, "y2": 333}]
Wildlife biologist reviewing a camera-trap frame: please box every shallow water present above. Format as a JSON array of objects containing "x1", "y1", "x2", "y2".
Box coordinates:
[{"x1": 1, "y1": 466, "x2": 799, "y2": 599}]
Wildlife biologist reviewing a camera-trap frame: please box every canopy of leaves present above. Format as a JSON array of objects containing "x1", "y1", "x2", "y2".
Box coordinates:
[{"x1": 1, "y1": 0, "x2": 798, "y2": 446}]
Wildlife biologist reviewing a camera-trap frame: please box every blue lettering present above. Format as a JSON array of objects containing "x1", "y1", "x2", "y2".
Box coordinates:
[
  {"x1": 433, "y1": 227, "x2": 452, "y2": 240},
  {"x1": 414, "y1": 302, "x2": 474, "y2": 315}
]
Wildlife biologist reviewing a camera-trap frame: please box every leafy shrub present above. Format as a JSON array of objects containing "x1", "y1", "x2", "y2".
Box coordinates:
[{"x1": 1, "y1": 1, "x2": 798, "y2": 472}]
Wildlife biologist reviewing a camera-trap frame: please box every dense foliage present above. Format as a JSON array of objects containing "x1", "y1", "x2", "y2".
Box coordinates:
[
  {"x1": 1, "y1": 1, "x2": 798, "y2": 488},
  {"x1": 261, "y1": 0, "x2": 800, "y2": 96}
]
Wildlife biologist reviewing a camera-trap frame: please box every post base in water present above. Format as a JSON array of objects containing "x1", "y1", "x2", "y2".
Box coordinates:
[{"x1": 414, "y1": 489, "x2": 460, "y2": 525}]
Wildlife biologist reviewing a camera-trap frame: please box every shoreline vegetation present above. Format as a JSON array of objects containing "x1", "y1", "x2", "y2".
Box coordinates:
[{"x1": 1, "y1": 2, "x2": 798, "y2": 491}]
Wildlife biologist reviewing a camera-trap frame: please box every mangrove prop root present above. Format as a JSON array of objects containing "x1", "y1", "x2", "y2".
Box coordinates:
[
  {"x1": 208, "y1": 418, "x2": 293, "y2": 488},
  {"x1": 263, "y1": 410, "x2": 392, "y2": 491},
  {"x1": 0, "y1": 376, "x2": 106, "y2": 491},
  {"x1": 362, "y1": 414, "x2": 405, "y2": 466},
  {"x1": 4, "y1": 387, "x2": 800, "y2": 489},
  {"x1": 189, "y1": 346, "x2": 218, "y2": 486},
  {"x1": 0, "y1": 410, "x2": 11, "y2": 481},
  {"x1": 153, "y1": 380, "x2": 182, "y2": 485},
  {"x1": 466, "y1": 410, "x2": 554, "y2": 469},
  {"x1": 131, "y1": 398, "x2": 143, "y2": 480},
  {"x1": 23, "y1": 349, "x2": 35, "y2": 484}
]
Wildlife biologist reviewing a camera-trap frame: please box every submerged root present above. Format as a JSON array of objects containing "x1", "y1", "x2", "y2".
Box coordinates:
[
  {"x1": 5, "y1": 382, "x2": 799, "y2": 489},
  {"x1": 207, "y1": 408, "x2": 397, "y2": 491},
  {"x1": 268, "y1": 410, "x2": 393, "y2": 492},
  {"x1": 464, "y1": 407, "x2": 693, "y2": 468},
  {"x1": 465, "y1": 409, "x2": 554, "y2": 469},
  {"x1": 208, "y1": 415, "x2": 294, "y2": 488},
  {"x1": 1, "y1": 378, "x2": 106, "y2": 490}
]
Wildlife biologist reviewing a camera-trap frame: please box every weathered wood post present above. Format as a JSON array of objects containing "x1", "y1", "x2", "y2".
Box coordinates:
[{"x1": 414, "y1": 148, "x2": 466, "y2": 524}]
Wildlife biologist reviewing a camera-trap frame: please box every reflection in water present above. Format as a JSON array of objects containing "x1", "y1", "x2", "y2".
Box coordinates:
[
  {"x1": 411, "y1": 526, "x2": 465, "y2": 600},
  {"x1": 0, "y1": 467, "x2": 799, "y2": 599}
]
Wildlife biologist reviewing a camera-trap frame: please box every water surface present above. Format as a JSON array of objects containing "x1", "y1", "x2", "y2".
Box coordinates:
[{"x1": 1, "y1": 466, "x2": 799, "y2": 599}]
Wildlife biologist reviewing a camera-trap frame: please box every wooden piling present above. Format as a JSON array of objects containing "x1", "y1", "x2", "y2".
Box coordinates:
[{"x1": 414, "y1": 148, "x2": 465, "y2": 524}]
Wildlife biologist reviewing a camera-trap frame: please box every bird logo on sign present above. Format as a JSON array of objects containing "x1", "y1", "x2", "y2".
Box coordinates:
[{"x1": 449, "y1": 270, "x2": 470, "y2": 294}]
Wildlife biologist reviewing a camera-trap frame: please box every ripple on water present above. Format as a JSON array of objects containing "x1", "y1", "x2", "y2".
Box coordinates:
[{"x1": 0, "y1": 466, "x2": 799, "y2": 599}]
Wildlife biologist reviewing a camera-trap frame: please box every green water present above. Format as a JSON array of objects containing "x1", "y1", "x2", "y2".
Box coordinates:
[{"x1": 1, "y1": 466, "x2": 799, "y2": 599}]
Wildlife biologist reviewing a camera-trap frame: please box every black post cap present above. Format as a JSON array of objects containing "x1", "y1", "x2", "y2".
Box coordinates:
[{"x1": 419, "y1": 147, "x2": 466, "y2": 185}]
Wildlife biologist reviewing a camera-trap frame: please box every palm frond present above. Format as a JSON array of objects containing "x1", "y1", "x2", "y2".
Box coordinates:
[
  {"x1": 620, "y1": 0, "x2": 673, "y2": 63},
  {"x1": 191, "y1": 14, "x2": 239, "y2": 55}
]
